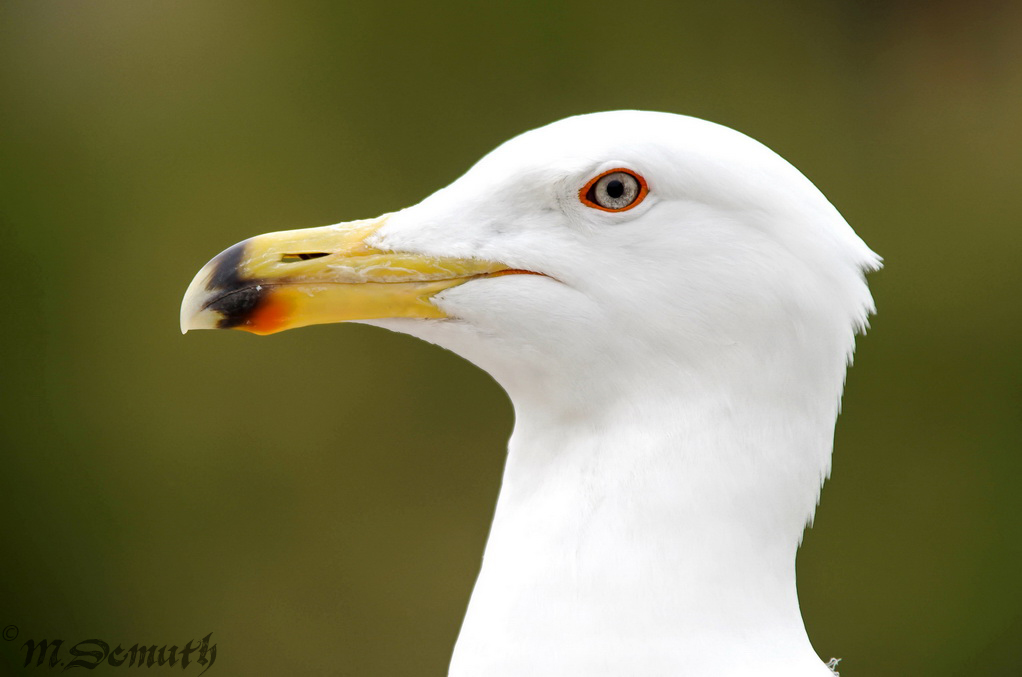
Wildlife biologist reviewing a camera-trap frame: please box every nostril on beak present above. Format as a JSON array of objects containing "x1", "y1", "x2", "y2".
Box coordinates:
[{"x1": 280, "y1": 252, "x2": 330, "y2": 263}]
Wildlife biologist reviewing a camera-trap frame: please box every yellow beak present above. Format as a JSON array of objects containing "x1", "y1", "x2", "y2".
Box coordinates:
[{"x1": 180, "y1": 215, "x2": 511, "y2": 335}]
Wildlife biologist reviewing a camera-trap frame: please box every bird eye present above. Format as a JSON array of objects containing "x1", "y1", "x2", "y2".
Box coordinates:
[{"x1": 580, "y1": 169, "x2": 648, "y2": 212}]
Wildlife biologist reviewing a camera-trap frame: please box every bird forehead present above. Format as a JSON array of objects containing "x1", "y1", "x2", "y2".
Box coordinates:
[{"x1": 465, "y1": 112, "x2": 784, "y2": 205}]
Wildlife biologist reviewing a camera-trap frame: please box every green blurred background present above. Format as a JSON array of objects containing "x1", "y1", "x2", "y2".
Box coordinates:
[{"x1": 1, "y1": 1, "x2": 1019, "y2": 674}]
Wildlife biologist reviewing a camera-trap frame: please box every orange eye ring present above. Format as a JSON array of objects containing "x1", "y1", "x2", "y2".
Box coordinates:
[{"x1": 579, "y1": 168, "x2": 649, "y2": 212}]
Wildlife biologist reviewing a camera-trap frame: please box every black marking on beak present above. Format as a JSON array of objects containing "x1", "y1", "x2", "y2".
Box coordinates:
[
  {"x1": 208, "y1": 286, "x2": 271, "y2": 329},
  {"x1": 203, "y1": 239, "x2": 274, "y2": 329},
  {"x1": 207, "y1": 240, "x2": 250, "y2": 292}
]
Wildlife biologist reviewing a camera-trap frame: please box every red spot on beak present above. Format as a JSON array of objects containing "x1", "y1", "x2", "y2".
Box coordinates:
[{"x1": 245, "y1": 293, "x2": 292, "y2": 335}]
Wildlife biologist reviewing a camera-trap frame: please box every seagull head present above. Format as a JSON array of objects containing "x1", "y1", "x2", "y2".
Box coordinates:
[{"x1": 182, "y1": 111, "x2": 878, "y2": 414}]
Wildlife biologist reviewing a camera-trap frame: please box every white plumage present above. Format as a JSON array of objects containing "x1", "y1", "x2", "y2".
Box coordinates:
[
  {"x1": 183, "y1": 110, "x2": 880, "y2": 676},
  {"x1": 367, "y1": 112, "x2": 878, "y2": 676}
]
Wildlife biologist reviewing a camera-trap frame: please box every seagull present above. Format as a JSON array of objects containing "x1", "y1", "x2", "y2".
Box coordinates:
[{"x1": 181, "y1": 111, "x2": 879, "y2": 677}]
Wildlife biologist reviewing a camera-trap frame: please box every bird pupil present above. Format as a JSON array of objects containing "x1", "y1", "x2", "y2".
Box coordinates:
[{"x1": 606, "y1": 179, "x2": 625, "y2": 199}]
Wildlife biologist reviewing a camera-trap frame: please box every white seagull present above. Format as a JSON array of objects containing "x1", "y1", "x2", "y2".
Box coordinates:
[{"x1": 181, "y1": 111, "x2": 879, "y2": 677}]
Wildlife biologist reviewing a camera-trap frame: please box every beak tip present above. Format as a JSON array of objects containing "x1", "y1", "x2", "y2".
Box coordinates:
[
  {"x1": 180, "y1": 262, "x2": 222, "y2": 334},
  {"x1": 179, "y1": 297, "x2": 193, "y2": 334},
  {"x1": 179, "y1": 302, "x2": 224, "y2": 334}
]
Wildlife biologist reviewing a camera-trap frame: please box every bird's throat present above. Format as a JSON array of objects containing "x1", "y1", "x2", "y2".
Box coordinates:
[{"x1": 449, "y1": 394, "x2": 833, "y2": 677}]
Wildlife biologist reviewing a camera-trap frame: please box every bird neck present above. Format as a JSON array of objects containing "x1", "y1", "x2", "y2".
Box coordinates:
[{"x1": 450, "y1": 362, "x2": 839, "y2": 677}]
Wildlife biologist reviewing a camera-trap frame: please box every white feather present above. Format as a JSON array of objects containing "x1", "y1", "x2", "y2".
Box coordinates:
[{"x1": 366, "y1": 111, "x2": 879, "y2": 677}]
